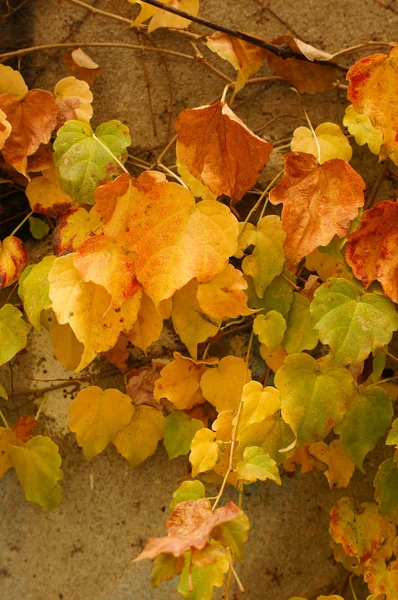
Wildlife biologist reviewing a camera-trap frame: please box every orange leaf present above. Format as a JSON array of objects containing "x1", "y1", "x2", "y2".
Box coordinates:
[
  {"x1": 175, "y1": 101, "x2": 272, "y2": 202},
  {"x1": 346, "y1": 200, "x2": 398, "y2": 303},
  {"x1": 0, "y1": 90, "x2": 58, "y2": 175},
  {"x1": 265, "y1": 36, "x2": 338, "y2": 94},
  {"x1": 197, "y1": 264, "x2": 252, "y2": 320},
  {"x1": 0, "y1": 236, "x2": 28, "y2": 289},
  {"x1": 63, "y1": 48, "x2": 102, "y2": 86},
  {"x1": 347, "y1": 46, "x2": 398, "y2": 160},
  {"x1": 102, "y1": 335, "x2": 129, "y2": 372},
  {"x1": 12, "y1": 416, "x2": 38, "y2": 443},
  {"x1": 269, "y1": 152, "x2": 365, "y2": 270},
  {"x1": 284, "y1": 446, "x2": 317, "y2": 474},
  {"x1": 53, "y1": 206, "x2": 103, "y2": 256}
]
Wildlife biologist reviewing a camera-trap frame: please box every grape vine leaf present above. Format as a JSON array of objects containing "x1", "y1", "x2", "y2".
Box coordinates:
[
  {"x1": 9, "y1": 435, "x2": 63, "y2": 509},
  {"x1": 200, "y1": 356, "x2": 251, "y2": 413},
  {"x1": 309, "y1": 440, "x2": 355, "y2": 488},
  {"x1": 69, "y1": 386, "x2": 134, "y2": 460},
  {"x1": 170, "y1": 480, "x2": 206, "y2": 511},
  {"x1": 0, "y1": 235, "x2": 28, "y2": 289},
  {"x1": 63, "y1": 48, "x2": 102, "y2": 86},
  {"x1": 19, "y1": 256, "x2": 56, "y2": 329},
  {"x1": 190, "y1": 429, "x2": 222, "y2": 477},
  {"x1": 103, "y1": 334, "x2": 129, "y2": 372},
  {"x1": 269, "y1": 152, "x2": 365, "y2": 270},
  {"x1": 175, "y1": 101, "x2": 272, "y2": 202},
  {"x1": 0, "y1": 304, "x2": 29, "y2": 366},
  {"x1": 0, "y1": 108, "x2": 11, "y2": 149},
  {"x1": 245, "y1": 272, "x2": 294, "y2": 318},
  {"x1": 291, "y1": 122, "x2": 352, "y2": 163},
  {"x1": 237, "y1": 382, "x2": 281, "y2": 437},
  {"x1": 54, "y1": 76, "x2": 93, "y2": 126},
  {"x1": 113, "y1": 405, "x2": 165, "y2": 467},
  {"x1": 259, "y1": 342, "x2": 287, "y2": 373},
  {"x1": 236, "y1": 446, "x2": 281, "y2": 484},
  {"x1": 52, "y1": 206, "x2": 103, "y2": 255},
  {"x1": 164, "y1": 411, "x2": 204, "y2": 460},
  {"x1": 211, "y1": 510, "x2": 250, "y2": 561},
  {"x1": 343, "y1": 105, "x2": 384, "y2": 156},
  {"x1": 177, "y1": 161, "x2": 216, "y2": 201},
  {"x1": 253, "y1": 311, "x2": 286, "y2": 351},
  {"x1": 283, "y1": 292, "x2": 318, "y2": 354},
  {"x1": 310, "y1": 278, "x2": 398, "y2": 365},
  {"x1": 365, "y1": 556, "x2": 398, "y2": 599},
  {"x1": 238, "y1": 412, "x2": 295, "y2": 465},
  {"x1": 177, "y1": 547, "x2": 229, "y2": 600},
  {"x1": 374, "y1": 458, "x2": 398, "y2": 522},
  {"x1": 129, "y1": 0, "x2": 199, "y2": 32},
  {"x1": 197, "y1": 264, "x2": 252, "y2": 320},
  {"x1": 53, "y1": 119, "x2": 131, "y2": 204},
  {"x1": 346, "y1": 201, "x2": 398, "y2": 304},
  {"x1": 275, "y1": 353, "x2": 355, "y2": 445}
]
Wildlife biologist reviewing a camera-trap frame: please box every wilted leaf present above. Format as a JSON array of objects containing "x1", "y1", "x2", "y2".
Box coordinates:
[
  {"x1": 0, "y1": 235, "x2": 28, "y2": 289},
  {"x1": 237, "y1": 381, "x2": 281, "y2": 437},
  {"x1": 0, "y1": 304, "x2": 28, "y2": 366},
  {"x1": 63, "y1": 48, "x2": 102, "y2": 86},
  {"x1": 54, "y1": 76, "x2": 93, "y2": 126},
  {"x1": 275, "y1": 353, "x2": 355, "y2": 445},
  {"x1": 365, "y1": 557, "x2": 398, "y2": 600},
  {"x1": 0, "y1": 427, "x2": 22, "y2": 478},
  {"x1": 197, "y1": 264, "x2": 252, "y2": 320},
  {"x1": 0, "y1": 64, "x2": 28, "y2": 97},
  {"x1": 346, "y1": 201, "x2": 398, "y2": 304},
  {"x1": 190, "y1": 429, "x2": 222, "y2": 477},
  {"x1": 310, "y1": 278, "x2": 398, "y2": 365},
  {"x1": 175, "y1": 101, "x2": 272, "y2": 202},
  {"x1": 237, "y1": 446, "x2": 281, "y2": 484},
  {"x1": 69, "y1": 386, "x2": 134, "y2": 460},
  {"x1": 200, "y1": 355, "x2": 251, "y2": 412},
  {"x1": 126, "y1": 292, "x2": 164, "y2": 353},
  {"x1": 343, "y1": 104, "x2": 383, "y2": 155},
  {"x1": 164, "y1": 411, "x2": 203, "y2": 460},
  {"x1": 374, "y1": 458, "x2": 398, "y2": 522},
  {"x1": 177, "y1": 548, "x2": 229, "y2": 600},
  {"x1": 283, "y1": 292, "x2": 318, "y2": 354},
  {"x1": 49, "y1": 318, "x2": 84, "y2": 371},
  {"x1": 310, "y1": 440, "x2": 355, "y2": 488},
  {"x1": 170, "y1": 480, "x2": 206, "y2": 511},
  {"x1": 0, "y1": 108, "x2": 11, "y2": 149},
  {"x1": 12, "y1": 416, "x2": 37, "y2": 443},
  {"x1": 9, "y1": 435, "x2": 63, "y2": 509},
  {"x1": 291, "y1": 122, "x2": 352, "y2": 163},
  {"x1": 269, "y1": 152, "x2": 365, "y2": 270},
  {"x1": 253, "y1": 311, "x2": 286, "y2": 351},
  {"x1": 53, "y1": 206, "x2": 103, "y2": 256},
  {"x1": 53, "y1": 120, "x2": 131, "y2": 204},
  {"x1": 19, "y1": 256, "x2": 56, "y2": 329},
  {"x1": 129, "y1": 0, "x2": 199, "y2": 32},
  {"x1": 113, "y1": 405, "x2": 165, "y2": 467},
  {"x1": 125, "y1": 361, "x2": 165, "y2": 406}
]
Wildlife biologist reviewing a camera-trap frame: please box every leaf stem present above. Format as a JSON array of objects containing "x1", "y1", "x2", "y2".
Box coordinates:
[
  {"x1": 291, "y1": 87, "x2": 321, "y2": 163},
  {"x1": 367, "y1": 376, "x2": 398, "y2": 389},
  {"x1": 238, "y1": 170, "x2": 283, "y2": 243},
  {"x1": 10, "y1": 210, "x2": 33, "y2": 237},
  {"x1": 349, "y1": 574, "x2": 358, "y2": 600},
  {"x1": 0, "y1": 409, "x2": 9, "y2": 429},
  {"x1": 92, "y1": 133, "x2": 130, "y2": 175}
]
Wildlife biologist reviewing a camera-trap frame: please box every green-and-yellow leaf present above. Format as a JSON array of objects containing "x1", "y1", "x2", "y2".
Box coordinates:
[
  {"x1": 164, "y1": 411, "x2": 204, "y2": 460},
  {"x1": 19, "y1": 256, "x2": 56, "y2": 330},
  {"x1": 0, "y1": 304, "x2": 28, "y2": 366}
]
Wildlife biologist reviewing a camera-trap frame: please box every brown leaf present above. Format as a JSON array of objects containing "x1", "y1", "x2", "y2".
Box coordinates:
[
  {"x1": 12, "y1": 416, "x2": 38, "y2": 443},
  {"x1": 125, "y1": 360, "x2": 167, "y2": 407},
  {"x1": 269, "y1": 152, "x2": 365, "y2": 270},
  {"x1": 102, "y1": 335, "x2": 129, "y2": 372},
  {"x1": 63, "y1": 48, "x2": 102, "y2": 86},
  {"x1": 175, "y1": 101, "x2": 272, "y2": 202}
]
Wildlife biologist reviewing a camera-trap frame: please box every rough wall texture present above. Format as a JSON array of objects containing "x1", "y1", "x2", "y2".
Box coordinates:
[{"x1": 0, "y1": 1, "x2": 397, "y2": 599}]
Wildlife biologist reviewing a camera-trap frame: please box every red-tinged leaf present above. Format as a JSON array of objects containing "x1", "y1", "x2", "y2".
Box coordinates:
[
  {"x1": 175, "y1": 101, "x2": 272, "y2": 202},
  {"x1": 346, "y1": 201, "x2": 398, "y2": 303},
  {"x1": 26, "y1": 168, "x2": 76, "y2": 219},
  {"x1": 0, "y1": 90, "x2": 58, "y2": 175},
  {"x1": 0, "y1": 236, "x2": 28, "y2": 289},
  {"x1": 265, "y1": 36, "x2": 338, "y2": 94},
  {"x1": 135, "y1": 499, "x2": 242, "y2": 559},
  {"x1": 52, "y1": 206, "x2": 103, "y2": 256},
  {"x1": 269, "y1": 152, "x2": 365, "y2": 270},
  {"x1": 12, "y1": 416, "x2": 38, "y2": 443},
  {"x1": 63, "y1": 48, "x2": 102, "y2": 86},
  {"x1": 347, "y1": 46, "x2": 398, "y2": 160}
]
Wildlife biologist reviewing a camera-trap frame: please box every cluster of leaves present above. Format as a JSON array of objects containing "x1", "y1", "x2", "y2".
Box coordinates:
[{"x1": 0, "y1": 4, "x2": 398, "y2": 598}]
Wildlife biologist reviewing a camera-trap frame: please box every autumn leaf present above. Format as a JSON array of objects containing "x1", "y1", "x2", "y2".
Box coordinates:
[
  {"x1": 253, "y1": 311, "x2": 287, "y2": 351},
  {"x1": 54, "y1": 76, "x2": 93, "y2": 126},
  {"x1": 291, "y1": 122, "x2": 352, "y2": 163},
  {"x1": 150, "y1": 553, "x2": 184, "y2": 588},
  {"x1": 19, "y1": 256, "x2": 56, "y2": 329},
  {"x1": 126, "y1": 292, "x2": 164, "y2": 354},
  {"x1": 129, "y1": 0, "x2": 198, "y2": 31},
  {"x1": 26, "y1": 168, "x2": 75, "y2": 219},
  {"x1": 365, "y1": 557, "x2": 398, "y2": 600},
  {"x1": 310, "y1": 440, "x2": 355, "y2": 488},
  {"x1": 0, "y1": 109, "x2": 11, "y2": 149},
  {"x1": 9, "y1": 435, "x2": 63, "y2": 509},
  {"x1": 197, "y1": 264, "x2": 252, "y2": 320},
  {"x1": 200, "y1": 356, "x2": 251, "y2": 412},
  {"x1": 29, "y1": 216, "x2": 49, "y2": 240},
  {"x1": 346, "y1": 201, "x2": 398, "y2": 304},
  {"x1": 387, "y1": 419, "x2": 398, "y2": 447},
  {"x1": 284, "y1": 446, "x2": 317, "y2": 474},
  {"x1": 269, "y1": 152, "x2": 365, "y2": 270},
  {"x1": 245, "y1": 271, "x2": 294, "y2": 318},
  {"x1": 211, "y1": 509, "x2": 250, "y2": 561},
  {"x1": 0, "y1": 235, "x2": 28, "y2": 289},
  {"x1": 374, "y1": 458, "x2": 398, "y2": 522},
  {"x1": 190, "y1": 429, "x2": 223, "y2": 477},
  {"x1": 177, "y1": 161, "x2": 217, "y2": 201},
  {"x1": 48, "y1": 254, "x2": 142, "y2": 370},
  {"x1": 102, "y1": 334, "x2": 129, "y2": 372},
  {"x1": 177, "y1": 547, "x2": 230, "y2": 600},
  {"x1": 0, "y1": 89, "x2": 58, "y2": 175},
  {"x1": 259, "y1": 342, "x2": 287, "y2": 373},
  {"x1": 53, "y1": 206, "x2": 103, "y2": 255},
  {"x1": 306, "y1": 247, "x2": 346, "y2": 282},
  {"x1": 113, "y1": 405, "x2": 165, "y2": 467},
  {"x1": 347, "y1": 46, "x2": 398, "y2": 160},
  {"x1": 175, "y1": 101, "x2": 272, "y2": 202},
  {"x1": 69, "y1": 386, "x2": 134, "y2": 460},
  {"x1": 163, "y1": 411, "x2": 203, "y2": 459},
  {"x1": 0, "y1": 304, "x2": 28, "y2": 367},
  {"x1": 242, "y1": 216, "x2": 286, "y2": 297},
  {"x1": 236, "y1": 446, "x2": 281, "y2": 484},
  {"x1": 0, "y1": 64, "x2": 28, "y2": 97},
  {"x1": 12, "y1": 416, "x2": 38, "y2": 443},
  {"x1": 49, "y1": 318, "x2": 84, "y2": 371},
  {"x1": 283, "y1": 293, "x2": 318, "y2": 354},
  {"x1": 53, "y1": 119, "x2": 131, "y2": 204},
  {"x1": 237, "y1": 381, "x2": 281, "y2": 438},
  {"x1": 235, "y1": 222, "x2": 256, "y2": 259},
  {"x1": 335, "y1": 386, "x2": 393, "y2": 469},
  {"x1": 125, "y1": 361, "x2": 165, "y2": 406},
  {"x1": 310, "y1": 278, "x2": 398, "y2": 365},
  {"x1": 170, "y1": 480, "x2": 206, "y2": 511},
  {"x1": 265, "y1": 36, "x2": 338, "y2": 93},
  {"x1": 275, "y1": 353, "x2": 355, "y2": 445},
  {"x1": 343, "y1": 104, "x2": 384, "y2": 155},
  {"x1": 238, "y1": 412, "x2": 295, "y2": 465},
  {"x1": 0, "y1": 427, "x2": 22, "y2": 478},
  {"x1": 63, "y1": 48, "x2": 102, "y2": 86}
]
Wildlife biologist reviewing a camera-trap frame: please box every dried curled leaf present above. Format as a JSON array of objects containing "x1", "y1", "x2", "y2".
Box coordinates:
[
  {"x1": 0, "y1": 109, "x2": 11, "y2": 149},
  {"x1": 129, "y1": 0, "x2": 199, "y2": 32},
  {"x1": 0, "y1": 236, "x2": 28, "y2": 289},
  {"x1": 63, "y1": 48, "x2": 102, "y2": 86}
]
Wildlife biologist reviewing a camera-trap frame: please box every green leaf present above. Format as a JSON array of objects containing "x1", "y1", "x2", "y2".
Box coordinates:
[
  {"x1": 177, "y1": 547, "x2": 229, "y2": 599},
  {"x1": 335, "y1": 386, "x2": 393, "y2": 469},
  {"x1": 212, "y1": 511, "x2": 250, "y2": 561},
  {"x1": 245, "y1": 272, "x2": 294, "y2": 319},
  {"x1": 9, "y1": 435, "x2": 63, "y2": 509},
  {"x1": 164, "y1": 411, "x2": 204, "y2": 460},
  {"x1": 54, "y1": 119, "x2": 131, "y2": 204},
  {"x1": 283, "y1": 292, "x2": 318, "y2": 354},
  {"x1": 374, "y1": 458, "x2": 398, "y2": 521},
  {"x1": 275, "y1": 353, "x2": 355, "y2": 445},
  {"x1": 29, "y1": 216, "x2": 50, "y2": 240},
  {"x1": 236, "y1": 414, "x2": 295, "y2": 465},
  {"x1": 236, "y1": 446, "x2": 281, "y2": 484},
  {"x1": 310, "y1": 278, "x2": 398, "y2": 366},
  {"x1": 170, "y1": 480, "x2": 206, "y2": 511},
  {"x1": 253, "y1": 311, "x2": 286, "y2": 351},
  {"x1": 386, "y1": 418, "x2": 398, "y2": 446},
  {"x1": 19, "y1": 256, "x2": 56, "y2": 330},
  {"x1": 0, "y1": 304, "x2": 29, "y2": 367}
]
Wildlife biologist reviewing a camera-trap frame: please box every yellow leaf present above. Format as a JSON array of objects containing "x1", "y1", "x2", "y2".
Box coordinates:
[
  {"x1": 343, "y1": 104, "x2": 383, "y2": 155},
  {"x1": 154, "y1": 352, "x2": 214, "y2": 410},
  {"x1": 260, "y1": 343, "x2": 287, "y2": 372},
  {"x1": 189, "y1": 428, "x2": 222, "y2": 477},
  {"x1": 49, "y1": 317, "x2": 84, "y2": 371},
  {"x1": 53, "y1": 206, "x2": 103, "y2": 255},
  {"x1": 237, "y1": 381, "x2": 281, "y2": 438},
  {"x1": 129, "y1": 0, "x2": 199, "y2": 33},
  {"x1": 48, "y1": 254, "x2": 142, "y2": 371},
  {"x1": 126, "y1": 291, "x2": 163, "y2": 353},
  {"x1": 9, "y1": 435, "x2": 63, "y2": 509},
  {"x1": 0, "y1": 427, "x2": 22, "y2": 478},
  {"x1": 113, "y1": 405, "x2": 165, "y2": 467},
  {"x1": 0, "y1": 109, "x2": 11, "y2": 150},
  {"x1": 200, "y1": 356, "x2": 251, "y2": 412},
  {"x1": 291, "y1": 123, "x2": 352, "y2": 163},
  {"x1": 69, "y1": 386, "x2": 134, "y2": 460},
  {"x1": 0, "y1": 64, "x2": 28, "y2": 98},
  {"x1": 54, "y1": 76, "x2": 93, "y2": 126},
  {"x1": 284, "y1": 446, "x2": 317, "y2": 474},
  {"x1": 212, "y1": 411, "x2": 235, "y2": 442},
  {"x1": 253, "y1": 311, "x2": 287, "y2": 351},
  {"x1": 177, "y1": 161, "x2": 217, "y2": 201},
  {"x1": 26, "y1": 168, "x2": 76, "y2": 218},
  {"x1": 305, "y1": 248, "x2": 346, "y2": 281},
  {"x1": 172, "y1": 279, "x2": 221, "y2": 359},
  {"x1": 234, "y1": 222, "x2": 256, "y2": 259},
  {"x1": 197, "y1": 264, "x2": 252, "y2": 320},
  {"x1": 310, "y1": 440, "x2": 355, "y2": 488}
]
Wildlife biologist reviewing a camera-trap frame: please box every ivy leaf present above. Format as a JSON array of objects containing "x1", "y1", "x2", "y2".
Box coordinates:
[
  {"x1": 310, "y1": 278, "x2": 398, "y2": 366},
  {"x1": 126, "y1": 291, "x2": 164, "y2": 353},
  {"x1": 237, "y1": 381, "x2": 281, "y2": 438},
  {"x1": 245, "y1": 272, "x2": 294, "y2": 319},
  {"x1": 365, "y1": 556, "x2": 398, "y2": 599},
  {"x1": 242, "y1": 216, "x2": 286, "y2": 298},
  {"x1": 197, "y1": 264, "x2": 252, "y2": 320},
  {"x1": 53, "y1": 119, "x2": 131, "y2": 204},
  {"x1": 129, "y1": 0, "x2": 199, "y2": 32},
  {"x1": 170, "y1": 480, "x2": 206, "y2": 511},
  {"x1": 53, "y1": 206, "x2": 103, "y2": 256},
  {"x1": 310, "y1": 440, "x2": 355, "y2": 488},
  {"x1": 19, "y1": 256, "x2": 56, "y2": 329},
  {"x1": 0, "y1": 236, "x2": 28, "y2": 289},
  {"x1": 346, "y1": 201, "x2": 398, "y2": 304},
  {"x1": 190, "y1": 429, "x2": 222, "y2": 477},
  {"x1": 0, "y1": 427, "x2": 22, "y2": 477},
  {"x1": 113, "y1": 405, "x2": 165, "y2": 468},
  {"x1": 334, "y1": 386, "x2": 393, "y2": 469},
  {"x1": 374, "y1": 458, "x2": 398, "y2": 522},
  {"x1": 177, "y1": 548, "x2": 229, "y2": 600},
  {"x1": 253, "y1": 311, "x2": 287, "y2": 351},
  {"x1": 291, "y1": 122, "x2": 352, "y2": 163},
  {"x1": 283, "y1": 292, "x2": 318, "y2": 354},
  {"x1": 69, "y1": 386, "x2": 134, "y2": 460},
  {"x1": 260, "y1": 343, "x2": 287, "y2": 374},
  {"x1": 343, "y1": 105, "x2": 383, "y2": 155},
  {"x1": 175, "y1": 101, "x2": 272, "y2": 202},
  {"x1": 49, "y1": 318, "x2": 84, "y2": 371},
  {"x1": 0, "y1": 304, "x2": 29, "y2": 366},
  {"x1": 275, "y1": 353, "x2": 355, "y2": 445},
  {"x1": 54, "y1": 76, "x2": 93, "y2": 126},
  {"x1": 151, "y1": 553, "x2": 184, "y2": 588},
  {"x1": 164, "y1": 411, "x2": 204, "y2": 460},
  {"x1": 9, "y1": 435, "x2": 63, "y2": 509},
  {"x1": 200, "y1": 356, "x2": 251, "y2": 412},
  {"x1": 236, "y1": 446, "x2": 281, "y2": 485}
]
